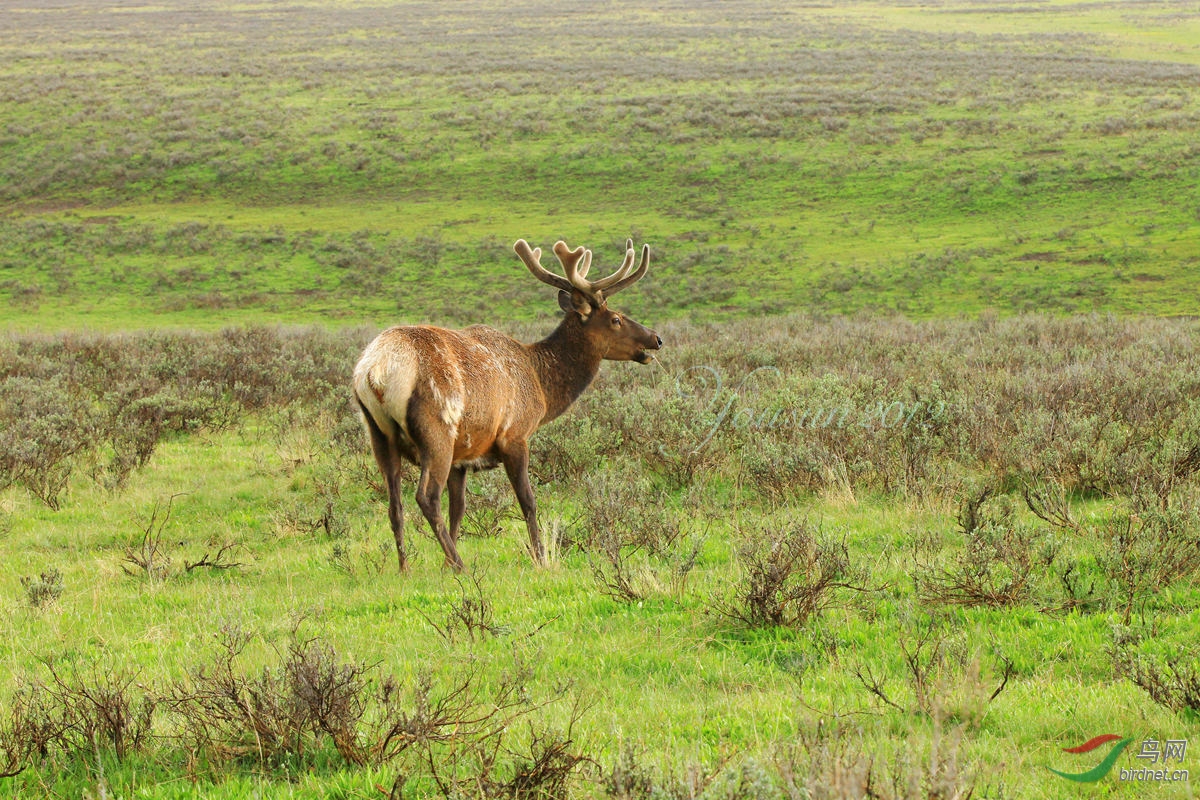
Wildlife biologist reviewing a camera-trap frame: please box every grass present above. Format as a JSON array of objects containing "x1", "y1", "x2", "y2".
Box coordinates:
[
  {"x1": 2, "y1": 316, "x2": 1199, "y2": 797},
  {"x1": 2, "y1": 0, "x2": 1200, "y2": 329},
  {"x1": 2, "y1": 0, "x2": 1200, "y2": 796},
  {"x1": 0, "y1": 432, "x2": 1187, "y2": 797}
]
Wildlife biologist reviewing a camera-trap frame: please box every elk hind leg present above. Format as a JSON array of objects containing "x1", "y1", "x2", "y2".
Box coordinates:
[
  {"x1": 358, "y1": 401, "x2": 409, "y2": 572},
  {"x1": 447, "y1": 466, "x2": 467, "y2": 543},
  {"x1": 415, "y1": 452, "x2": 465, "y2": 571}
]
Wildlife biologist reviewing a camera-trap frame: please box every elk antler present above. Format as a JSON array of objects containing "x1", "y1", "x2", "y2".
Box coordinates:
[
  {"x1": 514, "y1": 238, "x2": 650, "y2": 305},
  {"x1": 591, "y1": 239, "x2": 647, "y2": 296},
  {"x1": 552, "y1": 241, "x2": 593, "y2": 296},
  {"x1": 514, "y1": 239, "x2": 572, "y2": 293},
  {"x1": 602, "y1": 244, "x2": 648, "y2": 297}
]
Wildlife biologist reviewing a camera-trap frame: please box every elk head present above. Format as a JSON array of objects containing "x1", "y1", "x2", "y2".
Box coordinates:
[{"x1": 514, "y1": 238, "x2": 662, "y2": 364}]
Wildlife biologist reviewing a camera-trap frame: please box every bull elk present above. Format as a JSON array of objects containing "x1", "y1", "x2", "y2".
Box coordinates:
[{"x1": 353, "y1": 238, "x2": 661, "y2": 571}]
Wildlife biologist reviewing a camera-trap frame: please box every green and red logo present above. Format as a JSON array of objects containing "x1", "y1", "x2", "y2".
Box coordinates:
[{"x1": 1048, "y1": 734, "x2": 1134, "y2": 782}]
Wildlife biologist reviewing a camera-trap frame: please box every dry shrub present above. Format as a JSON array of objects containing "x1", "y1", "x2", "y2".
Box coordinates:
[
  {"x1": 43, "y1": 663, "x2": 157, "y2": 762},
  {"x1": 1023, "y1": 481, "x2": 1200, "y2": 623},
  {"x1": 712, "y1": 518, "x2": 874, "y2": 629},
  {"x1": 162, "y1": 624, "x2": 591, "y2": 796},
  {"x1": 0, "y1": 376, "x2": 94, "y2": 509},
  {"x1": 0, "y1": 663, "x2": 157, "y2": 773},
  {"x1": 575, "y1": 470, "x2": 686, "y2": 556},
  {"x1": 424, "y1": 699, "x2": 592, "y2": 800},
  {"x1": 166, "y1": 624, "x2": 371, "y2": 766},
  {"x1": 418, "y1": 570, "x2": 507, "y2": 645},
  {"x1": 776, "y1": 719, "x2": 976, "y2": 800},
  {"x1": 20, "y1": 567, "x2": 63, "y2": 609},
  {"x1": 590, "y1": 532, "x2": 703, "y2": 604},
  {"x1": 600, "y1": 745, "x2": 729, "y2": 800},
  {"x1": 370, "y1": 657, "x2": 590, "y2": 799},
  {"x1": 1100, "y1": 493, "x2": 1200, "y2": 623},
  {"x1": 501, "y1": 721, "x2": 592, "y2": 800},
  {"x1": 4, "y1": 315, "x2": 1199, "y2": 514},
  {"x1": 578, "y1": 470, "x2": 702, "y2": 602},
  {"x1": 601, "y1": 721, "x2": 977, "y2": 800},
  {"x1": 0, "y1": 327, "x2": 364, "y2": 508},
  {"x1": 916, "y1": 487, "x2": 1058, "y2": 609},
  {"x1": 0, "y1": 683, "x2": 70, "y2": 777},
  {"x1": 854, "y1": 619, "x2": 1012, "y2": 725},
  {"x1": 121, "y1": 494, "x2": 245, "y2": 582},
  {"x1": 1111, "y1": 636, "x2": 1200, "y2": 716}
]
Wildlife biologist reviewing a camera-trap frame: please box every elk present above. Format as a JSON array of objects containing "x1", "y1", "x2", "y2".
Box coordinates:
[{"x1": 353, "y1": 238, "x2": 661, "y2": 572}]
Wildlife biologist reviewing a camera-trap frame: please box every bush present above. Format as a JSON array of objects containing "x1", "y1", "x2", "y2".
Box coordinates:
[
  {"x1": 166, "y1": 625, "x2": 371, "y2": 766},
  {"x1": 712, "y1": 518, "x2": 872, "y2": 629},
  {"x1": 20, "y1": 568, "x2": 63, "y2": 609},
  {"x1": 1110, "y1": 628, "x2": 1200, "y2": 715},
  {"x1": 0, "y1": 664, "x2": 156, "y2": 769},
  {"x1": 916, "y1": 487, "x2": 1058, "y2": 609},
  {"x1": 0, "y1": 376, "x2": 95, "y2": 509},
  {"x1": 0, "y1": 327, "x2": 367, "y2": 507},
  {"x1": 1100, "y1": 493, "x2": 1200, "y2": 623}
]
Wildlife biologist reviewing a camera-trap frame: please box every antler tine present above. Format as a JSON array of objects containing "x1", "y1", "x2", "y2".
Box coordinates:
[
  {"x1": 599, "y1": 243, "x2": 649, "y2": 297},
  {"x1": 552, "y1": 240, "x2": 596, "y2": 297},
  {"x1": 514, "y1": 239, "x2": 572, "y2": 293},
  {"x1": 590, "y1": 239, "x2": 637, "y2": 291}
]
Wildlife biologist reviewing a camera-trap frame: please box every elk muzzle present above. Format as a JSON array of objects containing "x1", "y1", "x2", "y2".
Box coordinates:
[{"x1": 632, "y1": 329, "x2": 663, "y2": 364}]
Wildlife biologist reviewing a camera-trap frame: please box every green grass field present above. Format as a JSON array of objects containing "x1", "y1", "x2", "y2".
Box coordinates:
[
  {"x1": 3, "y1": 0, "x2": 1200, "y2": 328},
  {"x1": 3, "y1": 317, "x2": 1198, "y2": 798},
  {"x1": 2, "y1": 1, "x2": 1200, "y2": 798}
]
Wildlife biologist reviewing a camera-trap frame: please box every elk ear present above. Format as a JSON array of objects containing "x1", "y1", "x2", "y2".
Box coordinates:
[{"x1": 558, "y1": 289, "x2": 595, "y2": 321}]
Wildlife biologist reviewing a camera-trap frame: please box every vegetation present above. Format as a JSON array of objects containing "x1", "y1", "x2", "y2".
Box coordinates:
[
  {"x1": 2, "y1": 316, "x2": 1198, "y2": 796},
  {"x1": 2, "y1": 0, "x2": 1199, "y2": 797},
  {"x1": 2, "y1": 0, "x2": 1199, "y2": 328}
]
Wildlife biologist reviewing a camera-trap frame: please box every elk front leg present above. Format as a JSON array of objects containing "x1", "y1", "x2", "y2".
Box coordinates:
[{"x1": 499, "y1": 444, "x2": 544, "y2": 565}]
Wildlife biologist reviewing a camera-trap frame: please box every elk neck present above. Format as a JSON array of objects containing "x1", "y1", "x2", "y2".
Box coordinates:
[{"x1": 528, "y1": 313, "x2": 605, "y2": 423}]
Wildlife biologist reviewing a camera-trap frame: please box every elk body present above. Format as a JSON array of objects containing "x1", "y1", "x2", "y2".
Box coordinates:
[{"x1": 353, "y1": 238, "x2": 661, "y2": 571}]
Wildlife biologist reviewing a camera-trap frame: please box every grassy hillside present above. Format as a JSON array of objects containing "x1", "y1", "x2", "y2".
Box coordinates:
[{"x1": 2, "y1": 0, "x2": 1200, "y2": 329}]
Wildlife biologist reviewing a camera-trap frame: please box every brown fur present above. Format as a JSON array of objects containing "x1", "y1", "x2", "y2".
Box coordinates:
[{"x1": 354, "y1": 240, "x2": 661, "y2": 571}]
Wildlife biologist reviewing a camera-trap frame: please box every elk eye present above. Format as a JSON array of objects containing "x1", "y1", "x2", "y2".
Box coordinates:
[{"x1": 611, "y1": 316, "x2": 622, "y2": 327}]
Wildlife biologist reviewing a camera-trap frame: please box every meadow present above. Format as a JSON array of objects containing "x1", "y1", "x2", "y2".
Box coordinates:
[
  {"x1": 2, "y1": 0, "x2": 1200, "y2": 798},
  {"x1": 3, "y1": 0, "x2": 1200, "y2": 327}
]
